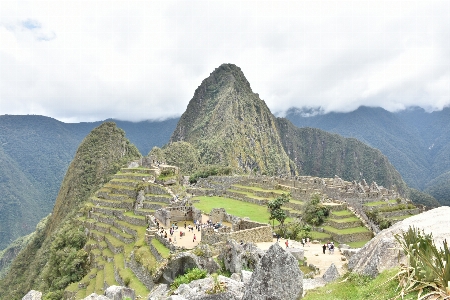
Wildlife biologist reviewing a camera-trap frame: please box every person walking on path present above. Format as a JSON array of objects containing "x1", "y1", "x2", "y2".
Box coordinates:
[
  {"x1": 285, "y1": 240, "x2": 289, "y2": 248},
  {"x1": 322, "y1": 244, "x2": 327, "y2": 254},
  {"x1": 193, "y1": 234, "x2": 196, "y2": 243}
]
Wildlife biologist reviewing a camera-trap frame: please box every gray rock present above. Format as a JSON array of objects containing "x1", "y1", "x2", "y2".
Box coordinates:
[
  {"x1": 230, "y1": 273, "x2": 241, "y2": 282},
  {"x1": 22, "y1": 290, "x2": 42, "y2": 300},
  {"x1": 148, "y1": 284, "x2": 169, "y2": 300},
  {"x1": 105, "y1": 285, "x2": 135, "y2": 300},
  {"x1": 242, "y1": 243, "x2": 303, "y2": 300},
  {"x1": 171, "y1": 275, "x2": 245, "y2": 300},
  {"x1": 240, "y1": 270, "x2": 252, "y2": 285},
  {"x1": 322, "y1": 263, "x2": 340, "y2": 283},
  {"x1": 286, "y1": 247, "x2": 304, "y2": 260},
  {"x1": 82, "y1": 293, "x2": 110, "y2": 300},
  {"x1": 218, "y1": 240, "x2": 264, "y2": 274},
  {"x1": 348, "y1": 206, "x2": 450, "y2": 277}
]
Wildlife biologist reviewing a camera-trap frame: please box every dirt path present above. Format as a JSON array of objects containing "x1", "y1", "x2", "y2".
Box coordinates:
[{"x1": 256, "y1": 239, "x2": 347, "y2": 277}]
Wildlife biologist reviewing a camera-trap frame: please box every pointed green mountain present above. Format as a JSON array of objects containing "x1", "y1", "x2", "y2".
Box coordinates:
[
  {"x1": 0, "y1": 122, "x2": 141, "y2": 299},
  {"x1": 170, "y1": 63, "x2": 292, "y2": 175}
]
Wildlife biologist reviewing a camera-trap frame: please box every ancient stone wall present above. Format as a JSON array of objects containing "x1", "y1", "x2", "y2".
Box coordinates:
[
  {"x1": 154, "y1": 206, "x2": 194, "y2": 227},
  {"x1": 127, "y1": 252, "x2": 156, "y2": 291},
  {"x1": 201, "y1": 224, "x2": 272, "y2": 245}
]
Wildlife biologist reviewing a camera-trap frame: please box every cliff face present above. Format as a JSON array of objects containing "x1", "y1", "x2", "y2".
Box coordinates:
[
  {"x1": 276, "y1": 118, "x2": 408, "y2": 193},
  {"x1": 170, "y1": 64, "x2": 292, "y2": 175}
]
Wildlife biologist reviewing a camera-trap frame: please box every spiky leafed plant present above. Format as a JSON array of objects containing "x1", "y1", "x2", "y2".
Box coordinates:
[{"x1": 393, "y1": 226, "x2": 450, "y2": 299}]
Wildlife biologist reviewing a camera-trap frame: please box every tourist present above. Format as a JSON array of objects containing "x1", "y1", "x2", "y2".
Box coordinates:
[
  {"x1": 306, "y1": 237, "x2": 310, "y2": 246},
  {"x1": 322, "y1": 244, "x2": 327, "y2": 254},
  {"x1": 180, "y1": 231, "x2": 183, "y2": 239},
  {"x1": 193, "y1": 234, "x2": 196, "y2": 243},
  {"x1": 184, "y1": 222, "x2": 186, "y2": 229},
  {"x1": 301, "y1": 238, "x2": 305, "y2": 247},
  {"x1": 285, "y1": 240, "x2": 289, "y2": 248},
  {"x1": 330, "y1": 242, "x2": 335, "y2": 254}
]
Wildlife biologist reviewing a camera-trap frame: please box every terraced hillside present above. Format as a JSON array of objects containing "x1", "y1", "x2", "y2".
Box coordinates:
[
  {"x1": 68, "y1": 167, "x2": 172, "y2": 299},
  {"x1": 189, "y1": 175, "x2": 419, "y2": 248}
]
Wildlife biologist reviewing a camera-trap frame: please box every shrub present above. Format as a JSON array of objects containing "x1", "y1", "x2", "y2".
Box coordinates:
[
  {"x1": 303, "y1": 194, "x2": 329, "y2": 226},
  {"x1": 393, "y1": 226, "x2": 450, "y2": 298},
  {"x1": 170, "y1": 268, "x2": 208, "y2": 290}
]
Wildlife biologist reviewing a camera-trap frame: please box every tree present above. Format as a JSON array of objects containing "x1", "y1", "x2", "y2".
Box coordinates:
[
  {"x1": 303, "y1": 193, "x2": 330, "y2": 226},
  {"x1": 267, "y1": 193, "x2": 290, "y2": 231}
]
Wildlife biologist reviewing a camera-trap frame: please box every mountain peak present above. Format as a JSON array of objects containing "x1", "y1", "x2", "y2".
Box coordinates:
[{"x1": 170, "y1": 64, "x2": 292, "y2": 175}]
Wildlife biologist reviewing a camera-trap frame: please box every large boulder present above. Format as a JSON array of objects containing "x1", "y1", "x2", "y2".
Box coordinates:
[
  {"x1": 170, "y1": 275, "x2": 245, "y2": 300},
  {"x1": 22, "y1": 290, "x2": 42, "y2": 300},
  {"x1": 218, "y1": 240, "x2": 264, "y2": 274},
  {"x1": 83, "y1": 293, "x2": 110, "y2": 300},
  {"x1": 322, "y1": 263, "x2": 340, "y2": 283},
  {"x1": 161, "y1": 252, "x2": 219, "y2": 284},
  {"x1": 242, "y1": 243, "x2": 303, "y2": 300},
  {"x1": 348, "y1": 206, "x2": 450, "y2": 277},
  {"x1": 105, "y1": 285, "x2": 135, "y2": 300}
]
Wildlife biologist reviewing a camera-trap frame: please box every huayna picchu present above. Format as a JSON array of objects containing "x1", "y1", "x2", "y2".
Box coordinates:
[{"x1": 0, "y1": 64, "x2": 442, "y2": 300}]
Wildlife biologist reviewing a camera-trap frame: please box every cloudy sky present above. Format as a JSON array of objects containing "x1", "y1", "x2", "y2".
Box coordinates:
[{"x1": 1, "y1": 0, "x2": 449, "y2": 122}]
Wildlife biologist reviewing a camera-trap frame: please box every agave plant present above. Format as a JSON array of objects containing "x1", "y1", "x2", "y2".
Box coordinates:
[{"x1": 393, "y1": 226, "x2": 450, "y2": 299}]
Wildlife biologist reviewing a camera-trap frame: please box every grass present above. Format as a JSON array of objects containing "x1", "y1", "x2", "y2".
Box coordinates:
[
  {"x1": 123, "y1": 211, "x2": 145, "y2": 219},
  {"x1": 303, "y1": 268, "x2": 419, "y2": 300},
  {"x1": 364, "y1": 199, "x2": 397, "y2": 207},
  {"x1": 329, "y1": 217, "x2": 360, "y2": 223},
  {"x1": 331, "y1": 210, "x2": 353, "y2": 216},
  {"x1": 192, "y1": 195, "x2": 292, "y2": 224},
  {"x1": 347, "y1": 240, "x2": 370, "y2": 248},
  {"x1": 151, "y1": 238, "x2": 171, "y2": 259},
  {"x1": 323, "y1": 226, "x2": 370, "y2": 234},
  {"x1": 231, "y1": 184, "x2": 285, "y2": 194},
  {"x1": 227, "y1": 189, "x2": 272, "y2": 200},
  {"x1": 104, "y1": 261, "x2": 118, "y2": 286},
  {"x1": 94, "y1": 269, "x2": 104, "y2": 294},
  {"x1": 119, "y1": 267, "x2": 150, "y2": 297},
  {"x1": 310, "y1": 231, "x2": 332, "y2": 240}
]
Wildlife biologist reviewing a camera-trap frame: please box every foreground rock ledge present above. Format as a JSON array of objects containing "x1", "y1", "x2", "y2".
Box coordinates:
[
  {"x1": 348, "y1": 206, "x2": 450, "y2": 277},
  {"x1": 242, "y1": 242, "x2": 303, "y2": 300}
]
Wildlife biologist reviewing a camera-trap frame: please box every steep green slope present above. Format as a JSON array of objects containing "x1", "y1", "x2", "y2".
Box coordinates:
[
  {"x1": 0, "y1": 115, "x2": 174, "y2": 250},
  {"x1": 170, "y1": 63, "x2": 292, "y2": 175},
  {"x1": 286, "y1": 106, "x2": 431, "y2": 190},
  {"x1": 0, "y1": 122, "x2": 141, "y2": 299},
  {"x1": 276, "y1": 118, "x2": 408, "y2": 194},
  {"x1": 0, "y1": 146, "x2": 47, "y2": 249}
]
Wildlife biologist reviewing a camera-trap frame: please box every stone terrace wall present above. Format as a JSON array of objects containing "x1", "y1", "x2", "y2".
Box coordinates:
[
  {"x1": 154, "y1": 206, "x2": 194, "y2": 227},
  {"x1": 201, "y1": 224, "x2": 272, "y2": 245}
]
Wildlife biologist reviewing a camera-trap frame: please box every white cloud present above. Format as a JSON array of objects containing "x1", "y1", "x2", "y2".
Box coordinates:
[{"x1": 0, "y1": 0, "x2": 449, "y2": 122}]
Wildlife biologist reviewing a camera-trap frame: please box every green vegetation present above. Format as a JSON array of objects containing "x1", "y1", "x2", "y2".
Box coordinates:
[
  {"x1": 150, "y1": 239, "x2": 170, "y2": 259},
  {"x1": 303, "y1": 268, "x2": 419, "y2": 300},
  {"x1": 192, "y1": 195, "x2": 290, "y2": 224},
  {"x1": 170, "y1": 268, "x2": 207, "y2": 291},
  {"x1": 394, "y1": 226, "x2": 450, "y2": 298},
  {"x1": 189, "y1": 165, "x2": 233, "y2": 183},
  {"x1": 0, "y1": 122, "x2": 141, "y2": 299},
  {"x1": 303, "y1": 194, "x2": 330, "y2": 226},
  {"x1": 267, "y1": 193, "x2": 290, "y2": 230}
]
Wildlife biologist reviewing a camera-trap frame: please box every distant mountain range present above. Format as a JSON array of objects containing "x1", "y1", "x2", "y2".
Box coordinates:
[
  {"x1": 285, "y1": 106, "x2": 450, "y2": 206},
  {"x1": 1, "y1": 68, "x2": 448, "y2": 250}
]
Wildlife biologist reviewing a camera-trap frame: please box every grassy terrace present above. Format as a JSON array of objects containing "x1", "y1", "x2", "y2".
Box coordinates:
[
  {"x1": 227, "y1": 189, "x2": 272, "y2": 200},
  {"x1": 364, "y1": 199, "x2": 397, "y2": 206},
  {"x1": 329, "y1": 217, "x2": 360, "y2": 223},
  {"x1": 151, "y1": 239, "x2": 170, "y2": 259},
  {"x1": 231, "y1": 184, "x2": 285, "y2": 194},
  {"x1": 331, "y1": 210, "x2": 353, "y2": 217},
  {"x1": 323, "y1": 225, "x2": 370, "y2": 234},
  {"x1": 192, "y1": 195, "x2": 291, "y2": 225}
]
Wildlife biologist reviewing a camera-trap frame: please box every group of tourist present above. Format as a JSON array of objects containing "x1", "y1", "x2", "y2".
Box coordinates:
[{"x1": 323, "y1": 241, "x2": 335, "y2": 254}]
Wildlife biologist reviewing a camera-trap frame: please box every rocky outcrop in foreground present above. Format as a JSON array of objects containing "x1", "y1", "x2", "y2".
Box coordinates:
[
  {"x1": 242, "y1": 243, "x2": 303, "y2": 300},
  {"x1": 348, "y1": 206, "x2": 450, "y2": 277}
]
